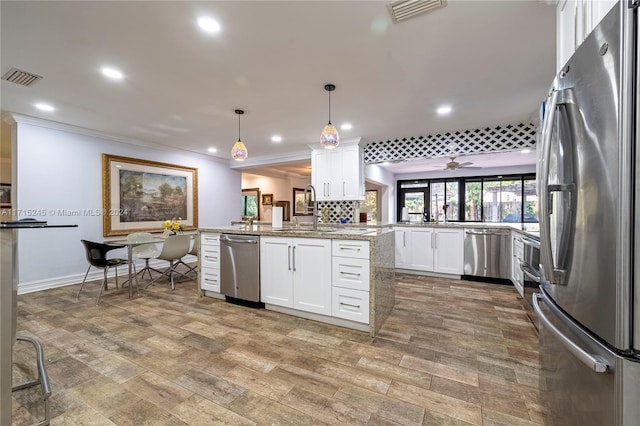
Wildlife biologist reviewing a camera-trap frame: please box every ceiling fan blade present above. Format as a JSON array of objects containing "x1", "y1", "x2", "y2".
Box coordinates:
[
  {"x1": 459, "y1": 166, "x2": 482, "y2": 169},
  {"x1": 458, "y1": 162, "x2": 473, "y2": 167}
]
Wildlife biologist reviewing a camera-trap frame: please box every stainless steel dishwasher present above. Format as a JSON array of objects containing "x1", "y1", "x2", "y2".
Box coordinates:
[
  {"x1": 463, "y1": 228, "x2": 511, "y2": 279},
  {"x1": 220, "y1": 234, "x2": 261, "y2": 303}
]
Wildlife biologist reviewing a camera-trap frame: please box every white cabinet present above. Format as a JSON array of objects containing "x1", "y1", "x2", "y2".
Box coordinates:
[
  {"x1": 312, "y1": 144, "x2": 364, "y2": 201},
  {"x1": 331, "y1": 240, "x2": 370, "y2": 324},
  {"x1": 557, "y1": 0, "x2": 617, "y2": 71},
  {"x1": 199, "y1": 232, "x2": 221, "y2": 293},
  {"x1": 260, "y1": 237, "x2": 332, "y2": 315},
  {"x1": 433, "y1": 228, "x2": 464, "y2": 275},
  {"x1": 395, "y1": 227, "x2": 434, "y2": 271},
  {"x1": 395, "y1": 227, "x2": 463, "y2": 275},
  {"x1": 511, "y1": 232, "x2": 525, "y2": 297}
]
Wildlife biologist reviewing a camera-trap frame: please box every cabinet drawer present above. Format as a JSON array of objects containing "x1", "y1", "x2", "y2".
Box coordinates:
[
  {"x1": 201, "y1": 233, "x2": 220, "y2": 247},
  {"x1": 201, "y1": 246, "x2": 220, "y2": 269},
  {"x1": 200, "y1": 267, "x2": 220, "y2": 292},
  {"x1": 332, "y1": 257, "x2": 370, "y2": 291},
  {"x1": 332, "y1": 240, "x2": 369, "y2": 259},
  {"x1": 332, "y1": 287, "x2": 370, "y2": 324}
]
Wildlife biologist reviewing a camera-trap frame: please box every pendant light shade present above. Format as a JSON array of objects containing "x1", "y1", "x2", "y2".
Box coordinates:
[
  {"x1": 320, "y1": 84, "x2": 339, "y2": 149},
  {"x1": 231, "y1": 109, "x2": 248, "y2": 161}
]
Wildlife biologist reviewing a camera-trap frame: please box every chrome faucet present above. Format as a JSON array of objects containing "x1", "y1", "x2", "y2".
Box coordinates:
[{"x1": 304, "y1": 184, "x2": 319, "y2": 230}]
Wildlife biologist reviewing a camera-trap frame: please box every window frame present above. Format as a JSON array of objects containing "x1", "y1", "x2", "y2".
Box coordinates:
[{"x1": 397, "y1": 173, "x2": 536, "y2": 223}]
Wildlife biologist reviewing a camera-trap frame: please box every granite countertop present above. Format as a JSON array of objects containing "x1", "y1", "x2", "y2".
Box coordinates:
[
  {"x1": 204, "y1": 221, "x2": 539, "y2": 241},
  {"x1": 199, "y1": 225, "x2": 393, "y2": 241}
]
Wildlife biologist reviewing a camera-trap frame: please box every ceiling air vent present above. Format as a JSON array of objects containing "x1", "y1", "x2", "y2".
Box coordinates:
[
  {"x1": 387, "y1": 0, "x2": 447, "y2": 23},
  {"x1": 1, "y1": 68, "x2": 43, "y2": 87}
]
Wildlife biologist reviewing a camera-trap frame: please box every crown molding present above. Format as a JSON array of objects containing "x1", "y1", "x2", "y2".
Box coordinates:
[
  {"x1": 228, "y1": 149, "x2": 311, "y2": 169},
  {"x1": 3, "y1": 112, "x2": 229, "y2": 165}
]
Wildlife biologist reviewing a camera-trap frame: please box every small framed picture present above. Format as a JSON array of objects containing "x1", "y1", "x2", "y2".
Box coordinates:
[
  {"x1": 262, "y1": 193, "x2": 273, "y2": 205},
  {"x1": 0, "y1": 183, "x2": 10, "y2": 208}
]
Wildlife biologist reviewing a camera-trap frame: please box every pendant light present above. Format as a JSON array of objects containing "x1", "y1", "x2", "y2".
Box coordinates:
[
  {"x1": 320, "y1": 84, "x2": 339, "y2": 149},
  {"x1": 231, "y1": 109, "x2": 248, "y2": 161}
]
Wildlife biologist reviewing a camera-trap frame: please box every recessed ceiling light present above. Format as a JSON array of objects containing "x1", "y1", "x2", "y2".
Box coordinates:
[
  {"x1": 271, "y1": 135, "x2": 282, "y2": 143},
  {"x1": 34, "y1": 103, "x2": 55, "y2": 112},
  {"x1": 207, "y1": 147, "x2": 218, "y2": 153},
  {"x1": 198, "y1": 16, "x2": 221, "y2": 33},
  {"x1": 436, "y1": 105, "x2": 452, "y2": 115},
  {"x1": 101, "y1": 67, "x2": 124, "y2": 80},
  {"x1": 521, "y1": 149, "x2": 531, "y2": 154},
  {"x1": 341, "y1": 123, "x2": 352, "y2": 130}
]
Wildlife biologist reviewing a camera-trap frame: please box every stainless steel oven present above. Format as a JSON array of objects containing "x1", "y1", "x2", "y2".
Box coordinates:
[{"x1": 519, "y1": 235, "x2": 540, "y2": 329}]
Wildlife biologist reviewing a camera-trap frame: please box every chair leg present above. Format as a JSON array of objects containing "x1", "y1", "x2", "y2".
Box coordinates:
[
  {"x1": 76, "y1": 265, "x2": 92, "y2": 300},
  {"x1": 114, "y1": 265, "x2": 119, "y2": 288},
  {"x1": 96, "y1": 268, "x2": 108, "y2": 305}
]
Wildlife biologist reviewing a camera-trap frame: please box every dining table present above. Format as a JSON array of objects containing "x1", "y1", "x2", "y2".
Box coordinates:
[
  {"x1": 106, "y1": 236, "x2": 166, "y2": 299},
  {"x1": 106, "y1": 233, "x2": 196, "y2": 299}
]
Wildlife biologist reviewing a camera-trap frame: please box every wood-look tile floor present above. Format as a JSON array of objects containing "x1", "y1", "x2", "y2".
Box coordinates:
[{"x1": 12, "y1": 273, "x2": 546, "y2": 425}]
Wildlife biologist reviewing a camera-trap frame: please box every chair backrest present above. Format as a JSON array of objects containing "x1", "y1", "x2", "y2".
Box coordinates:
[
  {"x1": 81, "y1": 240, "x2": 123, "y2": 268},
  {"x1": 157, "y1": 234, "x2": 191, "y2": 261},
  {"x1": 188, "y1": 240, "x2": 198, "y2": 256}
]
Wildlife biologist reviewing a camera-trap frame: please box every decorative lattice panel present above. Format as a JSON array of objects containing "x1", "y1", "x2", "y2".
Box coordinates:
[
  {"x1": 363, "y1": 122, "x2": 537, "y2": 164},
  {"x1": 318, "y1": 200, "x2": 359, "y2": 224}
]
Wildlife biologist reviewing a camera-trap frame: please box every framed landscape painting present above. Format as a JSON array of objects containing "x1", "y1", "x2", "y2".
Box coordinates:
[
  {"x1": 0, "y1": 183, "x2": 10, "y2": 207},
  {"x1": 102, "y1": 154, "x2": 198, "y2": 236}
]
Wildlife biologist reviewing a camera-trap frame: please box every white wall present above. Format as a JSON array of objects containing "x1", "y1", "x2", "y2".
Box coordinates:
[
  {"x1": 365, "y1": 164, "x2": 396, "y2": 223},
  {"x1": 12, "y1": 118, "x2": 240, "y2": 293}
]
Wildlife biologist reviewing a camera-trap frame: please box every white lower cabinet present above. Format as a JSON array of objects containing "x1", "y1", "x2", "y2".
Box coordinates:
[
  {"x1": 432, "y1": 228, "x2": 464, "y2": 275},
  {"x1": 199, "y1": 232, "x2": 221, "y2": 293},
  {"x1": 331, "y1": 240, "x2": 370, "y2": 324},
  {"x1": 395, "y1": 227, "x2": 434, "y2": 271},
  {"x1": 332, "y1": 287, "x2": 369, "y2": 324},
  {"x1": 395, "y1": 227, "x2": 463, "y2": 274},
  {"x1": 260, "y1": 237, "x2": 332, "y2": 316}
]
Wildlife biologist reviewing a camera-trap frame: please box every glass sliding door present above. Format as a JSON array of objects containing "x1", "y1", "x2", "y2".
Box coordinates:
[
  {"x1": 464, "y1": 180, "x2": 482, "y2": 221},
  {"x1": 524, "y1": 178, "x2": 538, "y2": 222},
  {"x1": 500, "y1": 179, "x2": 522, "y2": 222},
  {"x1": 398, "y1": 180, "x2": 428, "y2": 223}
]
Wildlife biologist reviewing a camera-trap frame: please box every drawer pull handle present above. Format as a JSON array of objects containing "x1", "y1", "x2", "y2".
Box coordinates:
[
  {"x1": 340, "y1": 272, "x2": 361, "y2": 277},
  {"x1": 340, "y1": 246, "x2": 361, "y2": 251},
  {"x1": 340, "y1": 302, "x2": 361, "y2": 309},
  {"x1": 205, "y1": 256, "x2": 218, "y2": 261}
]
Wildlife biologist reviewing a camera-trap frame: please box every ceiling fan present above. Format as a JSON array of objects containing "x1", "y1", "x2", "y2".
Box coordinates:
[{"x1": 433, "y1": 156, "x2": 481, "y2": 171}]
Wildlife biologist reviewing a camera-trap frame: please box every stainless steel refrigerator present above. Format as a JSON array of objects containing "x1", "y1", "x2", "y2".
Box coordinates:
[{"x1": 535, "y1": 2, "x2": 640, "y2": 424}]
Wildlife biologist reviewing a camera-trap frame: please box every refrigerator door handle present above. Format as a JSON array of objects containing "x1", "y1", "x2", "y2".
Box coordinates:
[
  {"x1": 532, "y1": 292, "x2": 609, "y2": 373},
  {"x1": 539, "y1": 88, "x2": 577, "y2": 285}
]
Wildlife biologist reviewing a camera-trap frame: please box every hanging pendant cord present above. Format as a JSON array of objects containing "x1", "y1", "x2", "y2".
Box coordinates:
[
  {"x1": 238, "y1": 113, "x2": 241, "y2": 140},
  {"x1": 328, "y1": 90, "x2": 332, "y2": 125}
]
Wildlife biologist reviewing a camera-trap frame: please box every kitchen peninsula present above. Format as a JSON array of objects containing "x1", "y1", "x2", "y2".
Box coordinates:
[{"x1": 197, "y1": 225, "x2": 395, "y2": 337}]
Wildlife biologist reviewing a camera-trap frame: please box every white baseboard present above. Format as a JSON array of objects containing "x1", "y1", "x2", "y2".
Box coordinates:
[{"x1": 17, "y1": 258, "x2": 197, "y2": 295}]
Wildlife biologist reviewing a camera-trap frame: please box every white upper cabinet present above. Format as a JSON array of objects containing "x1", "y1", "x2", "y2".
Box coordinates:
[
  {"x1": 556, "y1": 0, "x2": 618, "y2": 71},
  {"x1": 312, "y1": 144, "x2": 364, "y2": 201}
]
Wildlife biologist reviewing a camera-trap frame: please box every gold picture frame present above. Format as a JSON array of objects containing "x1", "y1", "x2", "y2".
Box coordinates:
[
  {"x1": 102, "y1": 154, "x2": 198, "y2": 236},
  {"x1": 262, "y1": 193, "x2": 273, "y2": 206}
]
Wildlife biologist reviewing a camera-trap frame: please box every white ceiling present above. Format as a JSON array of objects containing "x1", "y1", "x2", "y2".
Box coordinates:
[{"x1": 0, "y1": 1, "x2": 555, "y2": 173}]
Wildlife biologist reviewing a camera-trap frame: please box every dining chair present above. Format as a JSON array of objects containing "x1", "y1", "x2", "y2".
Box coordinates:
[
  {"x1": 77, "y1": 240, "x2": 129, "y2": 305},
  {"x1": 146, "y1": 234, "x2": 192, "y2": 290},
  {"x1": 175, "y1": 238, "x2": 198, "y2": 278},
  {"x1": 127, "y1": 232, "x2": 162, "y2": 281}
]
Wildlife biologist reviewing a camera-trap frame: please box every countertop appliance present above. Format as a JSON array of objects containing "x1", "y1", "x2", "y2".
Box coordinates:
[
  {"x1": 535, "y1": 3, "x2": 640, "y2": 424},
  {"x1": 463, "y1": 228, "x2": 511, "y2": 279},
  {"x1": 220, "y1": 234, "x2": 261, "y2": 303}
]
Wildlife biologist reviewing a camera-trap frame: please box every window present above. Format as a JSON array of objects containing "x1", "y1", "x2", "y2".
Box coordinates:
[
  {"x1": 398, "y1": 174, "x2": 537, "y2": 223},
  {"x1": 464, "y1": 180, "x2": 482, "y2": 221},
  {"x1": 241, "y1": 188, "x2": 260, "y2": 219},
  {"x1": 361, "y1": 189, "x2": 378, "y2": 222}
]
